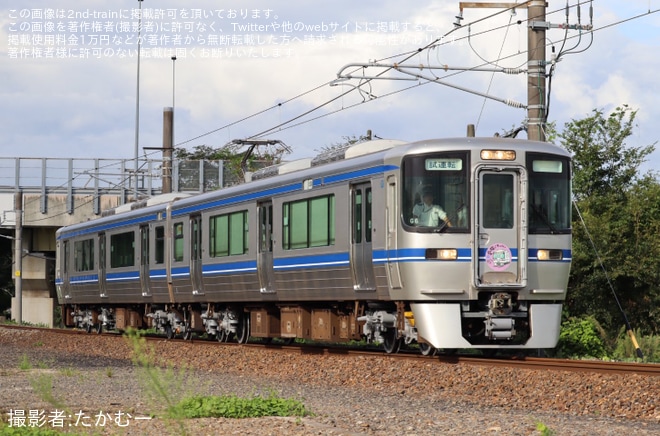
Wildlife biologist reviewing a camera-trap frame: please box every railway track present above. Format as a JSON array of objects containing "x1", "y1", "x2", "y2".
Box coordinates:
[{"x1": 3, "y1": 324, "x2": 658, "y2": 376}]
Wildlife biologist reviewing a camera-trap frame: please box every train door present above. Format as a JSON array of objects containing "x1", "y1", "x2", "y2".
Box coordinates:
[
  {"x1": 351, "y1": 183, "x2": 376, "y2": 291},
  {"x1": 257, "y1": 201, "x2": 275, "y2": 293},
  {"x1": 98, "y1": 233, "x2": 107, "y2": 298},
  {"x1": 386, "y1": 176, "x2": 402, "y2": 289},
  {"x1": 59, "y1": 240, "x2": 71, "y2": 299},
  {"x1": 190, "y1": 214, "x2": 204, "y2": 295},
  {"x1": 476, "y1": 169, "x2": 526, "y2": 287},
  {"x1": 139, "y1": 225, "x2": 151, "y2": 297}
]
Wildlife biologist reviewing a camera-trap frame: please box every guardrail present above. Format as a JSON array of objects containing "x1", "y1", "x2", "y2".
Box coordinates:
[{"x1": 0, "y1": 157, "x2": 224, "y2": 214}]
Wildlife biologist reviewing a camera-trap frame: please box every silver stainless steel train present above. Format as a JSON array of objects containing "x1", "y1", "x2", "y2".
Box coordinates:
[{"x1": 55, "y1": 137, "x2": 572, "y2": 354}]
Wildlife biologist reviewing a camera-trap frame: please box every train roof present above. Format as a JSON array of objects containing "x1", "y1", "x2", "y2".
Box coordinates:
[
  {"x1": 57, "y1": 136, "x2": 570, "y2": 239},
  {"x1": 396, "y1": 136, "x2": 572, "y2": 158}
]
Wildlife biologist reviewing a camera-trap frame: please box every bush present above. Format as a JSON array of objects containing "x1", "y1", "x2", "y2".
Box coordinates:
[
  {"x1": 169, "y1": 393, "x2": 311, "y2": 419},
  {"x1": 554, "y1": 316, "x2": 609, "y2": 359},
  {"x1": 613, "y1": 328, "x2": 660, "y2": 362}
]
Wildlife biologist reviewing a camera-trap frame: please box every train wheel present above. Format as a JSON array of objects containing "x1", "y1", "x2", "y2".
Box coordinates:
[
  {"x1": 183, "y1": 329, "x2": 192, "y2": 341},
  {"x1": 165, "y1": 324, "x2": 174, "y2": 340},
  {"x1": 419, "y1": 343, "x2": 436, "y2": 356},
  {"x1": 216, "y1": 329, "x2": 228, "y2": 343},
  {"x1": 235, "y1": 315, "x2": 250, "y2": 344},
  {"x1": 85, "y1": 323, "x2": 92, "y2": 334},
  {"x1": 382, "y1": 328, "x2": 401, "y2": 354},
  {"x1": 95, "y1": 323, "x2": 103, "y2": 335}
]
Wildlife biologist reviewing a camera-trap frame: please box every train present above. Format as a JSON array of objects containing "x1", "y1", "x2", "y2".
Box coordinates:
[{"x1": 55, "y1": 136, "x2": 572, "y2": 354}]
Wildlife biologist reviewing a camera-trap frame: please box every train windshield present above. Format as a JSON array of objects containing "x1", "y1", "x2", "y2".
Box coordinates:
[
  {"x1": 527, "y1": 153, "x2": 571, "y2": 234},
  {"x1": 401, "y1": 152, "x2": 469, "y2": 233}
]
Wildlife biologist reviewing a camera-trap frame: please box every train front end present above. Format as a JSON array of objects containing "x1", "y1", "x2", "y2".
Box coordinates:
[{"x1": 392, "y1": 138, "x2": 571, "y2": 350}]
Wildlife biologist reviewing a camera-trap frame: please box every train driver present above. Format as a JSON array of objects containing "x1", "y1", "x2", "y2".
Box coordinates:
[{"x1": 412, "y1": 189, "x2": 452, "y2": 227}]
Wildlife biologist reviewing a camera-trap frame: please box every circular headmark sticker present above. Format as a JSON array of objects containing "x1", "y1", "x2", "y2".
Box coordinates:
[{"x1": 485, "y1": 243, "x2": 512, "y2": 271}]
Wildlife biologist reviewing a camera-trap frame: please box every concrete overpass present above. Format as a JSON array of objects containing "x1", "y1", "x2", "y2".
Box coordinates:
[{"x1": 0, "y1": 157, "x2": 223, "y2": 327}]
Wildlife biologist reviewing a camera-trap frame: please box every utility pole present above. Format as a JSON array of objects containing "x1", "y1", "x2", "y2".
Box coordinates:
[
  {"x1": 14, "y1": 191, "x2": 22, "y2": 324},
  {"x1": 133, "y1": 0, "x2": 144, "y2": 201},
  {"x1": 144, "y1": 106, "x2": 174, "y2": 194},
  {"x1": 459, "y1": 1, "x2": 548, "y2": 141},
  {"x1": 527, "y1": 1, "x2": 547, "y2": 142},
  {"x1": 162, "y1": 107, "x2": 174, "y2": 194}
]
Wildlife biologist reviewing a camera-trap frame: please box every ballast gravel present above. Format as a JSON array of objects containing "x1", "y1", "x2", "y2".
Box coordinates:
[{"x1": 0, "y1": 327, "x2": 658, "y2": 435}]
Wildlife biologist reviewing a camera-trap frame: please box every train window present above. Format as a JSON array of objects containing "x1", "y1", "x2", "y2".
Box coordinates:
[
  {"x1": 366, "y1": 188, "x2": 372, "y2": 243},
  {"x1": 209, "y1": 210, "x2": 248, "y2": 257},
  {"x1": 482, "y1": 174, "x2": 514, "y2": 229},
  {"x1": 283, "y1": 194, "x2": 335, "y2": 250},
  {"x1": 73, "y1": 238, "x2": 94, "y2": 272},
  {"x1": 353, "y1": 190, "x2": 362, "y2": 243},
  {"x1": 155, "y1": 226, "x2": 165, "y2": 264},
  {"x1": 402, "y1": 152, "x2": 469, "y2": 232},
  {"x1": 110, "y1": 231, "x2": 135, "y2": 268},
  {"x1": 352, "y1": 188, "x2": 373, "y2": 243},
  {"x1": 62, "y1": 240, "x2": 69, "y2": 273},
  {"x1": 173, "y1": 222, "x2": 184, "y2": 262},
  {"x1": 527, "y1": 154, "x2": 571, "y2": 234}
]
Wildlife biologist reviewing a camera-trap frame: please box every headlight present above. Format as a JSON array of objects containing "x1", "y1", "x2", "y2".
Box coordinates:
[
  {"x1": 481, "y1": 149, "x2": 516, "y2": 160},
  {"x1": 425, "y1": 249, "x2": 458, "y2": 260},
  {"x1": 537, "y1": 249, "x2": 563, "y2": 261}
]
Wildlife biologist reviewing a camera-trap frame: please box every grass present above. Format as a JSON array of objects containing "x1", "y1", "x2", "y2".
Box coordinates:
[
  {"x1": 123, "y1": 327, "x2": 313, "y2": 435},
  {"x1": 57, "y1": 366, "x2": 78, "y2": 377},
  {"x1": 167, "y1": 392, "x2": 311, "y2": 420},
  {"x1": 536, "y1": 421, "x2": 556, "y2": 436},
  {"x1": 28, "y1": 373, "x2": 67, "y2": 412},
  {"x1": 0, "y1": 422, "x2": 63, "y2": 435},
  {"x1": 18, "y1": 354, "x2": 32, "y2": 371}
]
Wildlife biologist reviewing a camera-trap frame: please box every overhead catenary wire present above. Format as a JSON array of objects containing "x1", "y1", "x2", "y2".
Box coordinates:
[
  {"x1": 474, "y1": 11, "x2": 515, "y2": 131},
  {"x1": 179, "y1": 1, "x2": 537, "y2": 147},
  {"x1": 172, "y1": 2, "x2": 658, "y2": 151},
  {"x1": 264, "y1": 4, "x2": 658, "y2": 141}
]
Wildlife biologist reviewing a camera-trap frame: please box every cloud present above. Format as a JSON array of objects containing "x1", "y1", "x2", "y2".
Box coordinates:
[{"x1": 1, "y1": 0, "x2": 659, "y2": 172}]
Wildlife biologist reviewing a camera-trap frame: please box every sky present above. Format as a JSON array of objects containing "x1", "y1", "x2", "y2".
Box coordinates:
[{"x1": 2, "y1": 1, "x2": 659, "y2": 175}]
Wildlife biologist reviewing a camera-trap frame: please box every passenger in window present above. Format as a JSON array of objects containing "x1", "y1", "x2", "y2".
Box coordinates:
[{"x1": 412, "y1": 190, "x2": 451, "y2": 227}]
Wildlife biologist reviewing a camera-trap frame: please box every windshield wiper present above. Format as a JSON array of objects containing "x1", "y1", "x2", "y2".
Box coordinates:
[{"x1": 531, "y1": 204, "x2": 557, "y2": 233}]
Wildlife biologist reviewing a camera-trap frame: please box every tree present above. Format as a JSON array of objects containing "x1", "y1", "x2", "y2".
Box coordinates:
[
  {"x1": 559, "y1": 105, "x2": 660, "y2": 337},
  {"x1": 561, "y1": 105, "x2": 653, "y2": 204},
  {"x1": 174, "y1": 140, "x2": 290, "y2": 189}
]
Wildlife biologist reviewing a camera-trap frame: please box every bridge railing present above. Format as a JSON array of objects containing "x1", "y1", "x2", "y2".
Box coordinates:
[{"x1": 0, "y1": 157, "x2": 225, "y2": 214}]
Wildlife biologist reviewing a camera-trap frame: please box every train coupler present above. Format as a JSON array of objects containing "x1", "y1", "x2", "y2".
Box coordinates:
[{"x1": 484, "y1": 317, "x2": 516, "y2": 340}]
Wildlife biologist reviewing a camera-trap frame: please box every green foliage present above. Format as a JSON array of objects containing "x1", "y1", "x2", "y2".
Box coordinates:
[
  {"x1": 560, "y1": 105, "x2": 660, "y2": 340},
  {"x1": 14, "y1": 356, "x2": 69, "y2": 416},
  {"x1": 29, "y1": 374, "x2": 67, "y2": 411},
  {"x1": 168, "y1": 392, "x2": 311, "y2": 419},
  {"x1": 174, "y1": 141, "x2": 290, "y2": 189},
  {"x1": 535, "y1": 421, "x2": 556, "y2": 436},
  {"x1": 560, "y1": 105, "x2": 654, "y2": 203},
  {"x1": 124, "y1": 328, "x2": 186, "y2": 409},
  {"x1": 52, "y1": 306, "x2": 63, "y2": 329},
  {"x1": 0, "y1": 421, "x2": 63, "y2": 436},
  {"x1": 58, "y1": 366, "x2": 78, "y2": 377},
  {"x1": 18, "y1": 354, "x2": 32, "y2": 371},
  {"x1": 124, "y1": 328, "x2": 191, "y2": 434},
  {"x1": 0, "y1": 233, "x2": 13, "y2": 315},
  {"x1": 613, "y1": 328, "x2": 660, "y2": 362},
  {"x1": 554, "y1": 316, "x2": 609, "y2": 359}
]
